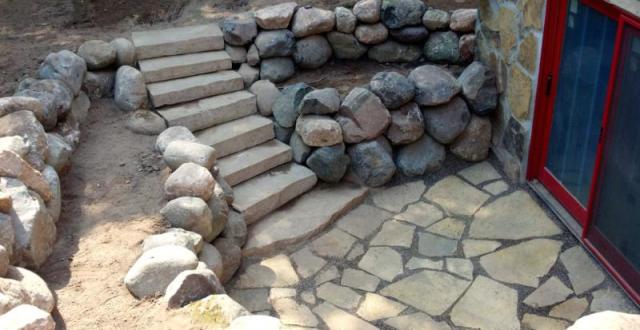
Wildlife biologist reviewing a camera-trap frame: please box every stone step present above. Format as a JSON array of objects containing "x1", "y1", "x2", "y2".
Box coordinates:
[
  {"x1": 243, "y1": 183, "x2": 369, "y2": 257},
  {"x1": 218, "y1": 140, "x2": 293, "y2": 187},
  {"x1": 132, "y1": 24, "x2": 224, "y2": 60},
  {"x1": 158, "y1": 91, "x2": 256, "y2": 132},
  {"x1": 147, "y1": 71, "x2": 244, "y2": 107},
  {"x1": 139, "y1": 51, "x2": 232, "y2": 83},
  {"x1": 196, "y1": 115, "x2": 274, "y2": 158},
  {"x1": 232, "y1": 163, "x2": 318, "y2": 225}
]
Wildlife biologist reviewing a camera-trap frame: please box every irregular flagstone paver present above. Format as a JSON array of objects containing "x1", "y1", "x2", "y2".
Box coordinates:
[
  {"x1": 417, "y1": 232, "x2": 458, "y2": 257},
  {"x1": 426, "y1": 217, "x2": 466, "y2": 239},
  {"x1": 337, "y1": 204, "x2": 391, "y2": 239},
  {"x1": 358, "y1": 247, "x2": 404, "y2": 282},
  {"x1": 457, "y1": 161, "x2": 502, "y2": 185},
  {"x1": 317, "y1": 282, "x2": 362, "y2": 310},
  {"x1": 384, "y1": 312, "x2": 451, "y2": 330},
  {"x1": 313, "y1": 302, "x2": 377, "y2": 330},
  {"x1": 235, "y1": 254, "x2": 300, "y2": 288},
  {"x1": 523, "y1": 276, "x2": 573, "y2": 308},
  {"x1": 301, "y1": 290, "x2": 316, "y2": 305},
  {"x1": 590, "y1": 288, "x2": 637, "y2": 313},
  {"x1": 315, "y1": 265, "x2": 340, "y2": 285},
  {"x1": 310, "y1": 228, "x2": 357, "y2": 258},
  {"x1": 424, "y1": 176, "x2": 490, "y2": 216},
  {"x1": 272, "y1": 298, "x2": 318, "y2": 327},
  {"x1": 291, "y1": 247, "x2": 326, "y2": 278},
  {"x1": 483, "y1": 180, "x2": 509, "y2": 195},
  {"x1": 269, "y1": 288, "x2": 297, "y2": 301},
  {"x1": 229, "y1": 288, "x2": 271, "y2": 312},
  {"x1": 450, "y1": 276, "x2": 519, "y2": 330},
  {"x1": 341, "y1": 268, "x2": 381, "y2": 292},
  {"x1": 559, "y1": 245, "x2": 605, "y2": 295},
  {"x1": 470, "y1": 190, "x2": 563, "y2": 240},
  {"x1": 406, "y1": 257, "x2": 443, "y2": 270},
  {"x1": 479, "y1": 238, "x2": 563, "y2": 287},
  {"x1": 462, "y1": 239, "x2": 502, "y2": 258},
  {"x1": 394, "y1": 201, "x2": 444, "y2": 227},
  {"x1": 549, "y1": 297, "x2": 589, "y2": 321},
  {"x1": 347, "y1": 243, "x2": 365, "y2": 261},
  {"x1": 380, "y1": 270, "x2": 471, "y2": 316},
  {"x1": 522, "y1": 313, "x2": 569, "y2": 330},
  {"x1": 356, "y1": 293, "x2": 407, "y2": 321},
  {"x1": 446, "y1": 258, "x2": 473, "y2": 280},
  {"x1": 371, "y1": 180, "x2": 426, "y2": 212},
  {"x1": 370, "y1": 220, "x2": 415, "y2": 248}
]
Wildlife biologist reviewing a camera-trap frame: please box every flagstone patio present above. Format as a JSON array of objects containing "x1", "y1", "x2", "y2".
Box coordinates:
[{"x1": 228, "y1": 161, "x2": 638, "y2": 329}]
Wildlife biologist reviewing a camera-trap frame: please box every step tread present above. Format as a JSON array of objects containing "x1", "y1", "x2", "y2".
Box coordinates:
[
  {"x1": 218, "y1": 139, "x2": 293, "y2": 186},
  {"x1": 132, "y1": 24, "x2": 224, "y2": 59},
  {"x1": 243, "y1": 183, "x2": 369, "y2": 257},
  {"x1": 232, "y1": 163, "x2": 318, "y2": 225},
  {"x1": 147, "y1": 71, "x2": 244, "y2": 107},
  {"x1": 139, "y1": 51, "x2": 232, "y2": 83},
  {"x1": 196, "y1": 115, "x2": 274, "y2": 157},
  {"x1": 158, "y1": 91, "x2": 256, "y2": 132}
]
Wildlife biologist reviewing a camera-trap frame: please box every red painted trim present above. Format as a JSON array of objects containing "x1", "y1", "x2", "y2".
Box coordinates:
[
  {"x1": 539, "y1": 168, "x2": 588, "y2": 224},
  {"x1": 582, "y1": 0, "x2": 620, "y2": 19}
]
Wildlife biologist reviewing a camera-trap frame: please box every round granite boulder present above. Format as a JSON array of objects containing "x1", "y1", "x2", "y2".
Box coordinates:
[
  {"x1": 380, "y1": 0, "x2": 427, "y2": 29},
  {"x1": 347, "y1": 139, "x2": 396, "y2": 187},
  {"x1": 327, "y1": 32, "x2": 369, "y2": 60},
  {"x1": 260, "y1": 57, "x2": 295, "y2": 83},
  {"x1": 254, "y1": 30, "x2": 296, "y2": 58},
  {"x1": 422, "y1": 96, "x2": 471, "y2": 144},
  {"x1": 424, "y1": 31, "x2": 460, "y2": 63},
  {"x1": 293, "y1": 35, "x2": 332, "y2": 69},
  {"x1": 369, "y1": 71, "x2": 415, "y2": 109},
  {"x1": 408, "y1": 65, "x2": 461, "y2": 106},
  {"x1": 385, "y1": 102, "x2": 424, "y2": 145},
  {"x1": 222, "y1": 15, "x2": 258, "y2": 46},
  {"x1": 306, "y1": 143, "x2": 350, "y2": 183},
  {"x1": 390, "y1": 26, "x2": 429, "y2": 44},
  {"x1": 396, "y1": 134, "x2": 445, "y2": 176}
]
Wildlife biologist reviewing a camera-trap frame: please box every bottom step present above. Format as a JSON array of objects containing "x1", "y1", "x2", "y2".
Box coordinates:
[{"x1": 243, "y1": 183, "x2": 369, "y2": 257}]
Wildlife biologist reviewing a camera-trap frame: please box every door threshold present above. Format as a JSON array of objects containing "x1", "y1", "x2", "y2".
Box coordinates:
[{"x1": 528, "y1": 180, "x2": 583, "y2": 238}]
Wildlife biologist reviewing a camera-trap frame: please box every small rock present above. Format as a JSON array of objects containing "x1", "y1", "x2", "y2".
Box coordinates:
[
  {"x1": 206, "y1": 194, "x2": 230, "y2": 241},
  {"x1": 460, "y1": 66, "x2": 498, "y2": 116},
  {"x1": 110, "y1": 38, "x2": 136, "y2": 67},
  {"x1": 156, "y1": 126, "x2": 197, "y2": 153},
  {"x1": 459, "y1": 34, "x2": 476, "y2": 63},
  {"x1": 124, "y1": 246, "x2": 198, "y2": 298},
  {"x1": 327, "y1": 32, "x2": 369, "y2": 59},
  {"x1": 164, "y1": 269, "x2": 224, "y2": 308},
  {"x1": 77, "y1": 40, "x2": 116, "y2": 70},
  {"x1": 254, "y1": 29, "x2": 295, "y2": 58},
  {"x1": 246, "y1": 44, "x2": 260, "y2": 66},
  {"x1": 348, "y1": 139, "x2": 396, "y2": 187},
  {"x1": 450, "y1": 9, "x2": 477, "y2": 33},
  {"x1": 222, "y1": 15, "x2": 258, "y2": 46},
  {"x1": 336, "y1": 7, "x2": 357, "y2": 33},
  {"x1": 126, "y1": 110, "x2": 166, "y2": 135},
  {"x1": 306, "y1": 144, "x2": 350, "y2": 183},
  {"x1": 369, "y1": 71, "x2": 415, "y2": 109},
  {"x1": 274, "y1": 121, "x2": 294, "y2": 143},
  {"x1": 183, "y1": 294, "x2": 250, "y2": 328},
  {"x1": 422, "y1": 9, "x2": 450, "y2": 30},
  {"x1": 45, "y1": 133, "x2": 72, "y2": 173},
  {"x1": 296, "y1": 115, "x2": 343, "y2": 147},
  {"x1": 161, "y1": 197, "x2": 215, "y2": 242},
  {"x1": 293, "y1": 35, "x2": 333, "y2": 69},
  {"x1": 385, "y1": 102, "x2": 424, "y2": 145},
  {"x1": 254, "y1": 2, "x2": 298, "y2": 30},
  {"x1": 0, "y1": 111, "x2": 47, "y2": 170},
  {"x1": 142, "y1": 228, "x2": 204, "y2": 254},
  {"x1": 273, "y1": 83, "x2": 313, "y2": 128},
  {"x1": 164, "y1": 163, "x2": 215, "y2": 201},
  {"x1": 355, "y1": 23, "x2": 389, "y2": 45},
  {"x1": 299, "y1": 88, "x2": 340, "y2": 115},
  {"x1": 225, "y1": 45, "x2": 247, "y2": 64},
  {"x1": 390, "y1": 26, "x2": 429, "y2": 44},
  {"x1": 69, "y1": 91, "x2": 90, "y2": 124},
  {"x1": 249, "y1": 80, "x2": 281, "y2": 117},
  {"x1": 229, "y1": 315, "x2": 282, "y2": 330},
  {"x1": 290, "y1": 132, "x2": 311, "y2": 164},
  {"x1": 238, "y1": 64, "x2": 260, "y2": 87},
  {"x1": 82, "y1": 71, "x2": 115, "y2": 100},
  {"x1": 408, "y1": 64, "x2": 461, "y2": 106},
  {"x1": 368, "y1": 40, "x2": 422, "y2": 63},
  {"x1": 450, "y1": 115, "x2": 491, "y2": 162},
  {"x1": 15, "y1": 79, "x2": 73, "y2": 130},
  {"x1": 425, "y1": 31, "x2": 460, "y2": 63},
  {"x1": 337, "y1": 87, "x2": 390, "y2": 143},
  {"x1": 291, "y1": 7, "x2": 336, "y2": 38},
  {"x1": 199, "y1": 242, "x2": 224, "y2": 279},
  {"x1": 222, "y1": 212, "x2": 247, "y2": 248},
  {"x1": 114, "y1": 66, "x2": 147, "y2": 112},
  {"x1": 260, "y1": 57, "x2": 295, "y2": 83},
  {"x1": 37, "y1": 49, "x2": 87, "y2": 95},
  {"x1": 0, "y1": 304, "x2": 55, "y2": 330},
  {"x1": 353, "y1": 0, "x2": 381, "y2": 23},
  {"x1": 163, "y1": 140, "x2": 216, "y2": 171},
  {"x1": 458, "y1": 62, "x2": 487, "y2": 101},
  {"x1": 42, "y1": 166, "x2": 61, "y2": 223},
  {"x1": 214, "y1": 238, "x2": 242, "y2": 284},
  {"x1": 396, "y1": 135, "x2": 445, "y2": 176},
  {"x1": 381, "y1": 0, "x2": 427, "y2": 29},
  {"x1": 423, "y1": 96, "x2": 471, "y2": 144}
]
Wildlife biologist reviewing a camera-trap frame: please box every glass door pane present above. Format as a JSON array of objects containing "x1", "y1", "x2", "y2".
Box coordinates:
[{"x1": 545, "y1": 0, "x2": 617, "y2": 206}]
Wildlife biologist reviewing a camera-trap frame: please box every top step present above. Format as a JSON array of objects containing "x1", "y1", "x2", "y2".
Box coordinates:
[{"x1": 132, "y1": 24, "x2": 224, "y2": 60}]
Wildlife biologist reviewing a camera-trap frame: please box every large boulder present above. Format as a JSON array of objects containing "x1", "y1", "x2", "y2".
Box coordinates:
[
  {"x1": 396, "y1": 134, "x2": 445, "y2": 176},
  {"x1": 164, "y1": 163, "x2": 215, "y2": 201},
  {"x1": 368, "y1": 40, "x2": 422, "y2": 63},
  {"x1": 335, "y1": 7, "x2": 357, "y2": 33},
  {"x1": 164, "y1": 269, "x2": 224, "y2": 309},
  {"x1": 273, "y1": 83, "x2": 313, "y2": 128},
  {"x1": 390, "y1": 26, "x2": 429, "y2": 44},
  {"x1": 260, "y1": 57, "x2": 295, "y2": 83},
  {"x1": 1, "y1": 266, "x2": 56, "y2": 313},
  {"x1": 155, "y1": 126, "x2": 196, "y2": 153},
  {"x1": 45, "y1": 133, "x2": 72, "y2": 173},
  {"x1": 37, "y1": 49, "x2": 87, "y2": 95},
  {"x1": 160, "y1": 197, "x2": 215, "y2": 242},
  {"x1": 291, "y1": 7, "x2": 335, "y2": 38},
  {"x1": 237, "y1": 64, "x2": 260, "y2": 88},
  {"x1": 295, "y1": 115, "x2": 343, "y2": 147},
  {"x1": 249, "y1": 80, "x2": 281, "y2": 117},
  {"x1": 306, "y1": 144, "x2": 350, "y2": 183},
  {"x1": 336, "y1": 87, "x2": 391, "y2": 143},
  {"x1": 124, "y1": 246, "x2": 198, "y2": 298},
  {"x1": 254, "y1": 30, "x2": 295, "y2": 59},
  {"x1": 247, "y1": 44, "x2": 260, "y2": 66},
  {"x1": 82, "y1": 71, "x2": 115, "y2": 100},
  {"x1": 450, "y1": 115, "x2": 492, "y2": 162},
  {"x1": 222, "y1": 15, "x2": 258, "y2": 46},
  {"x1": 369, "y1": 71, "x2": 415, "y2": 109},
  {"x1": 77, "y1": 40, "x2": 116, "y2": 70},
  {"x1": 222, "y1": 212, "x2": 247, "y2": 248},
  {"x1": 458, "y1": 63, "x2": 498, "y2": 116},
  {"x1": 355, "y1": 23, "x2": 389, "y2": 45},
  {"x1": 226, "y1": 45, "x2": 247, "y2": 64},
  {"x1": 0, "y1": 97, "x2": 46, "y2": 124},
  {"x1": 385, "y1": 102, "x2": 424, "y2": 145},
  {"x1": 0, "y1": 246, "x2": 7, "y2": 277},
  {"x1": 408, "y1": 65, "x2": 461, "y2": 106},
  {"x1": 274, "y1": 121, "x2": 294, "y2": 143},
  {"x1": 380, "y1": 0, "x2": 427, "y2": 29},
  {"x1": 213, "y1": 238, "x2": 242, "y2": 284},
  {"x1": 0, "y1": 150, "x2": 52, "y2": 202},
  {"x1": 348, "y1": 139, "x2": 396, "y2": 187},
  {"x1": 327, "y1": 32, "x2": 369, "y2": 60},
  {"x1": 142, "y1": 228, "x2": 204, "y2": 254},
  {"x1": 0, "y1": 304, "x2": 55, "y2": 330},
  {"x1": 353, "y1": 0, "x2": 381, "y2": 23},
  {"x1": 450, "y1": 9, "x2": 478, "y2": 33},
  {"x1": 293, "y1": 35, "x2": 333, "y2": 69},
  {"x1": 15, "y1": 79, "x2": 73, "y2": 130},
  {"x1": 42, "y1": 166, "x2": 61, "y2": 224},
  {"x1": 458, "y1": 62, "x2": 487, "y2": 101},
  {"x1": 290, "y1": 132, "x2": 311, "y2": 164},
  {"x1": 206, "y1": 194, "x2": 230, "y2": 241},
  {"x1": 126, "y1": 110, "x2": 167, "y2": 135},
  {"x1": 114, "y1": 66, "x2": 147, "y2": 112},
  {"x1": 422, "y1": 9, "x2": 450, "y2": 30},
  {"x1": 0, "y1": 213, "x2": 15, "y2": 264},
  {"x1": 459, "y1": 34, "x2": 476, "y2": 63},
  {"x1": 163, "y1": 140, "x2": 216, "y2": 171},
  {"x1": 424, "y1": 31, "x2": 460, "y2": 63},
  {"x1": 422, "y1": 97, "x2": 471, "y2": 144},
  {"x1": 254, "y1": 2, "x2": 298, "y2": 30},
  {"x1": 0, "y1": 111, "x2": 48, "y2": 170},
  {"x1": 110, "y1": 38, "x2": 136, "y2": 67},
  {"x1": 199, "y1": 242, "x2": 224, "y2": 279},
  {"x1": 569, "y1": 311, "x2": 640, "y2": 330},
  {"x1": 0, "y1": 136, "x2": 28, "y2": 160},
  {"x1": 299, "y1": 88, "x2": 340, "y2": 116}
]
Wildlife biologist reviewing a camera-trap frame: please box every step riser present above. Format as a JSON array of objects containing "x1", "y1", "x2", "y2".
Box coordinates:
[
  {"x1": 148, "y1": 71, "x2": 244, "y2": 107},
  {"x1": 140, "y1": 53, "x2": 232, "y2": 83},
  {"x1": 219, "y1": 142, "x2": 293, "y2": 186},
  {"x1": 133, "y1": 24, "x2": 224, "y2": 60},
  {"x1": 159, "y1": 91, "x2": 257, "y2": 132}
]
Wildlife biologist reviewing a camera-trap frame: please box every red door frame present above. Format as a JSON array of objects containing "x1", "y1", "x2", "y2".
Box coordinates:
[{"x1": 528, "y1": 0, "x2": 640, "y2": 304}]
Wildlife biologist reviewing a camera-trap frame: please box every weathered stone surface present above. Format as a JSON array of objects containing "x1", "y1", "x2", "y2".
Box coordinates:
[
  {"x1": 2, "y1": 266, "x2": 55, "y2": 313},
  {"x1": 143, "y1": 228, "x2": 203, "y2": 254},
  {"x1": 418, "y1": 232, "x2": 458, "y2": 257},
  {"x1": 164, "y1": 163, "x2": 215, "y2": 201},
  {"x1": 291, "y1": 247, "x2": 326, "y2": 279},
  {"x1": 347, "y1": 139, "x2": 396, "y2": 187},
  {"x1": 353, "y1": 0, "x2": 381, "y2": 23},
  {"x1": 550, "y1": 297, "x2": 589, "y2": 321},
  {"x1": 199, "y1": 242, "x2": 224, "y2": 279},
  {"x1": 450, "y1": 9, "x2": 477, "y2": 32},
  {"x1": 336, "y1": 6, "x2": 357, "y2": 33},
  {"x1": 164, "y1": 269, "x2": 224, "y2": 308},
  {"x1": 225, "y1": 45, "x2": 247, "y2": 64},
  {"x1": 213, "y1": 238, "x2": 241, "y2": 284},
  {"x1": 458, "y1": 161, "x2": 501, "y2": 185},
  {"x1": 369, "y1": 71, "x2": 414, "y2": 110},
  {"x1": 306, "y1": 144, "x2": 350, "y2": 183},
  {"x1": 235, "y1": 254, "x2": 299, "y2": 288},
  {"x1": 291, "y1": 7, "x2": 335, "y2": 38},
  {"x1": 229, "y1": 315, "x2": 281, "y2": 330},
  {"x1": 293, "y1": 35, "x2": 332, "y2": 69},
  {"x1": 394, "y1": 201, "x2": 443, "y2": 227},
  {"x1": 341, "y1": 268, "x2": 380, "y2": 292},
  {"x1": 423, "y1": 97, "x2": 470, "y2": 145},
  {"x1": 254, "y1": 30, "x2": 295, "y2": 58},
  {"x1": 406, "y1": 257, "x2": 443, "y2": 271},
  {"x1": 246, "y1": 44, "x2": 260, "y2": 66},
  {"x1": 371, "y1": 220, "x2": 415, "y2": 248},
  {"x1": 446, "y1": 258, "x2": 473, "y2": 280},
  {"x1": 560, "y1": 245, "x2": 606, "y2": 295},
  {"x1": 409, "y1": 65, "x2": 460, "y2": 106},
  {"x1": 428, "y1": 218, "x2": 466, "y2": 240},
  {"x1": 37, "y1": 49, "x2": 86, "y2": 95},
  {"x1": 314, "y1": 302, "x2": 377, "y2": 330},
  {"x1": 338, "y1": 87, "x2": 390, "y2": 143},
  {"x1": 110, "y1": 38, "x2": 136, "y2": 66},
  {"x1": 0, "y1": 304, "x2": 55, "y2": 330},
  {"x1": 0, "y1": 111, "x2": 47, "y2": 170},
  {"x1": 0, "y1": 150, "x2": 53, "y2": 202},
  {"x1": 462, "y1": 239, "x2": 501, "y2": 258},
  {"x1": 355, "y1": 23, "x2": 389, "y2": 45},
  {"x1": 124, "y1": 246, "x2": 198, "y2": 298},
  {"x1": 228, "y1": 288, "x2": 269, "y2": 312},
  {"x1": 182, "y1": 294, "x2": 250, "y2": 328},
  {"x1": 77, "y1": 40, "x2": 116, "y2": 70},
  {"x1": 358, "y1": 246, "x2": 403, "y2": 281},
  {"x1": 470, "y1": 190, "x2": 562, "y2": 239},
  {"x1": 458, "y1": 62, "x2": 487, "y2": 100},
  {"x1": 315, "y1": 265, "x2": 339, "y2": 285},
  {"x1": 299, "y1": 88, "x2": 340, "y2": 115},
  {"x1": 425, "y1": 176, "x2": 490, "y2": 216},
  {"x1": 357, "y1": 293, "x2": 406, "y2": 321},
  {"x1": 317, "y1": 282, "x2": 362, "y2": 310},
  {"x1": 163, "y1": 140, "x2": 216, "y2": 171},
  {"x1": 347, "y1": 243, "x2": 365, "y2": 261},
  {"x1": 289, "y1": 132, "x2": 310, "y2": 164},
  {"x1": 272, "y1": 298, "x2": 318, "y2": 327},
  {"x1": 327, "y1": 32, "x2": 368, "y2": 60},
  {"x1": 381, "y1": 0, "x2": 426, "y2": 29},
  {"x1": 273, "y1": 121, "x2": 293, "y2": 143},
  {"x1": 523, "y1": 314, "x2": 570, "y2": 330},
  {"x1": 126, "y1": 110, "x2": 166, "y2": 135},
  {"x1": 0, "y1": 213, "x2": 14, "y2": 262},
  {"x1": 385, "y1": 103, "x2": 423, "y2": 145},
  {"x1": 368, "y1": 41, "x2": 423, "y2": 63},
  {"x1": 337, "y1": 204, "x2": 391, "y2": 239},
  {"x1": 70, "y1": 91, "x2": 90, "y2": 124},
  {"x1": 0, "y1": 246, "x2": 7, "y2": 277},
  {"x1": 484, "y1": 180, "x2": 509, "y2": 195},
  {"x1": 15, "y1": 79, "x2": 73, "y2": 130},
  {"x1": 385, "y1": 313, "x2": 451, "y2": 330},
  {"x1": 273, "y1": 83, "x2": 313, "y2": 128},
  {"x1": 508, "y1": 64, "x2": 533, "y2": 120},
  {"x1": 114, "y1": 65, "x2": 147, "y2": 112},
  {"x1": 569, "y1": 312, "x2": 640, "y2": 330},
  {"x1": 41, "y1": 166, "x2": 61, "y2": 223},
  {"x1": 249, "y1": 80, "x2": 281, "y2": 117},
  {"x1": 0, "y1": 97, "x2": 46, "y2": 125},
  {"x1": 450, "y1": 276, "x2": 519, "y2": 329},
  {"x1": 480, "y1": 239, "x2": 562, "y2": 287},
  {"x1": 221, "y1": 212, "x2": 246, "y2": 248},
  {"x1": 155, "y1": 126, "x2": 196, "y2": 153},
  {"x1": 238, "y1": 64, "x2": 259, "y2": 87},
  {"x1": 255, "y1": 2, "x2": 297, "y2": 29},
  {"x1": 396, "y1": 135, "x2": 445, "y2": 177},
  {"x1": 450, "y1": 115, "x2": 492, "y2": 162},
  {"x1": 295, "y1": 115, "x2": 342, "y2": 147},
  {"x1": 459, "y1": 33, "x2": 476, "y2": 63},
  {"x1": 160, "y1": 197, "x2": 215, "y2": 242},
  {"x1": 311, "y1": 228, "x2": 357, "y2": 258},
  {"x1": 222, "y1": 15, "x2": 258, "y2": 46},
  {"x1": 422, "y1": 8, "x2": 450, "y2": 30},
  {"x1": 524, "y1": 276, "x2": 573, "y2": 308},
  {"x1": 425, "y1": 31, "x2": 460, "y2": 63},
  {"x1": 207, "y1": 194, "x2": 230, "y2": 241},
  {"x1": 390, "y1": 26, "x2": 429, "y2": 44},
  {"x1": 591, "y1": 288, "x2": 637, "y2": 313}
]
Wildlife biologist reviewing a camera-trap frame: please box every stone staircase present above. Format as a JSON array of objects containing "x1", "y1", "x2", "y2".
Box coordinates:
[{"x1": 132, "y1": 24, "x2": 368, "y2": 256}]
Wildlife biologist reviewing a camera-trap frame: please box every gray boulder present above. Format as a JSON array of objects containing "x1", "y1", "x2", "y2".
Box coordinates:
[
  {"x1": 0, "y1": 111, "x2": 48, "y2": 170},
  {"x1": 459, "y1": 63, "x2": 498, "y2": 116},
  {"x1": 450, "y1": 9, "x2": 478, "y2": 33},
  {"x1": 161, "y1": 197, "x2": 215, "y2": 242},
  {"x1": 408, "y1": 64, "x2": 461, "y2": 106},
  {"x1": 42, "y1": 166, "x2": 61, "y2": 224},
  {"x1": 164, "y1": 163, "x2": 215, "y2": 201},
  {"x1": 0, "y1": 150, "x2": 53, "y2": 202},
  {"x1": 260, "y1": 57, "x2": 295, "y2": 83},
  {"x1": 458, "y1": 61, "x2": 487, "y2": 101},
  {"x1": 199, "y1": 242, "x2": 224, "y2": 279},
  {"x1": 293, "y1": 35, "x2": 332, "y2": 69},
  {"x1": 274, "y1": 121, "x2": 294, "y2": 143},
  {"x1": 163, "y1": 140, "x2": 216, "y2": 171},
  {"x1": 1, "y1": 266, "x2": 56, "y2": 313},
  {"x1": 214, "y1": 238, "x2": 242, "y2": 284},
  {"x1": 327, "y1": 32, "x2": 368, "y2": 60},
  {"x1": 45, "y1": 133, "x2": 72, "y2": 173},
  {"x1": 355, "y1": 23, "x2": 389, "y2": 45},
  {"x1": 353, "y1": 0, "x2": 381, "y2": 23},
  {"x1": 254, "y1": 2, "x2": 298, "y2": 30},
  {"x1": 155, "y1": 126, "x2": 197, "y2": 153},
  {"x1": 206, "y1": 194, "x2": 230, "y2": 241},
  {"x1": 337, "y1": 87, "x2": 390, "y2": 143},
  {"x1": 272, "y1": 83, "x2": 313, "y2": 128},
  {"x1": 222, "y1": 15, "x2": 258, "y2": 46},
  {"x1": 247, "y1": 44, "x2": 260, "y2": 66},
  {"x1": 221, "y1": 212, "x2": 247, "y2": 248},
  {"x1": 225, "y1": 45, "x2": 247, "y2": 64},
  {"x1": 381, "y1": 0, "x2": 427, "y2": 29},
  {"x1": 368, "y1": 40, "x2": 422, "y2": 63},
  {"x1": 37, "y1": 50, "x2": 87, "y2": 95},
  {"x1": 386, "y1": 102, "x2": 424, "y2": 145},
  {"x1": 450, "y1": 115, "x2": 492, "y2": 162},
  {"x1": 126, "y1": 110, "x2": 167, "y2": 135},
  {"x1": 124, "y1": 246, "x2": 198, "y2": 298},
  {"x1": 369, "y1": 71, "x2": 415, "y2": 109},
  {"x1": 459, "y1": 34, "x2": 476, "y2": 63},
  {"x1": 390, "y1": 26, "x2": 429, "y2": 44},
  {"x1": 0, "y1": 97, "x2": 46, "y2": 124},
  {"x1": 238, "y1": 64, "x2": 260, "y2": 87},
  {"x1": 164, "y1": 269, "x2": 224, "y2": 308},
  {"x1": 254, "y1": 30, "x2": 295, "y2": 59},
  {"x1": 424, "y1": 31, "x2": 460, "y2": 63},
  {"x1": 110, "y1": 38, "x2": 136, "y2": 67},
  {"x1": 291, "y1": 7, "x2": 335, "y2": 38},
  {"x1": 336, "y1": 7, "x2": 357, "y2": 33},
  {"x1": 249, "y1": 80, "x2": 281, "y2": 116},
  {"x1": 295, "y1": 115, "x2": 343, "y2": 147},
  {"x1": 422, "y1": 97, "x2": 471, "y2": 144},
  {"x1": 77, "y1": 40, "x2": 116, "y2": 70},
  {"x1": 114, "y1": 66, "x2": 147, "y2": 112},
  {"x1": 396, "y1": 134, "x2": 445, "y2": 176},
  {"x1": 142, "y1": 228, "x2": 204, "y2": 254},
  {"x1": 83, "y1": 71, "x2": 114, "y2": 100},
  {"x1": 422, "y1": 9, "x2": 450, "y2": 30},
  {"x1": 348, "y1": 139, "x2": 396, "y2": 187},
  {"x1": 16, "y1": 79, "x2": 73, "y2": 130},
  {"x1": 306, "y1": 144, "x2": 350, "y2": 183},
  {"x1": 299, "y1": 88, "x2": 340, "y2": 115},
  {"x1": 213, "y1": 174, "x2": 234, "y2": 205},
  {"x1": 69, "y1": 91, "x2": 90, "y2": 124},
  {"x1": 290, "y1": 132, "x2": 311, "y2": 164}
]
